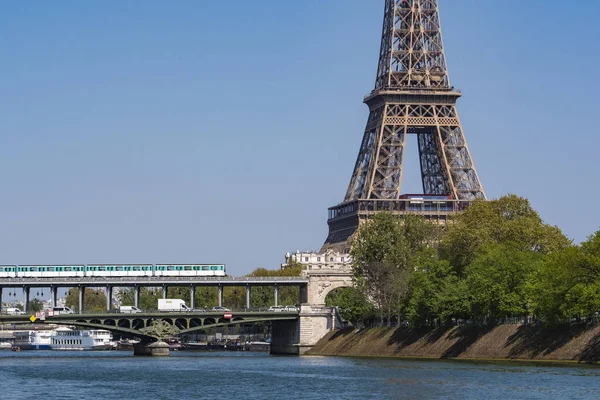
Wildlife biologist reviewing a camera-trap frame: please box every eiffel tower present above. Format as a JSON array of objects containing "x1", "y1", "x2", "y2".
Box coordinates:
[{"x1": 322, "y1": 0, "x2": 485, "y2": 253}]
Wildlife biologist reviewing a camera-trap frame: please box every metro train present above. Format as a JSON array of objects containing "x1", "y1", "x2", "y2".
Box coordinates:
[{"x1": 0, "y1": 264, "x2": 226, "y2": 278}]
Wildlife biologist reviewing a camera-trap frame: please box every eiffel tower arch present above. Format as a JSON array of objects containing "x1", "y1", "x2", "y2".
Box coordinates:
[{"x1": 322, "y1": 0, "x2": 486, "y2": 253}]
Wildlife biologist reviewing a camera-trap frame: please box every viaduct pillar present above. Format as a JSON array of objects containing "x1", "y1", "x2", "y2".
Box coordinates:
[
  {"x1": 51, "y1": 286, "x2": 58, "y2": 308},
  {"x1": 78, "y1": 287, "x2": 85, "y2": 313},
  {"x1": 105, "y1": 286, "x2": 112, "y2": 311},
  {"x1": 134, "y1": 286, "x2": 141, "y2": 309},
  {"x1": 24, "y1": 286, "x2": 30, "y2": 313},
  {"x1": 190, "y1": 286, "x2": 196, "y2": 309}
]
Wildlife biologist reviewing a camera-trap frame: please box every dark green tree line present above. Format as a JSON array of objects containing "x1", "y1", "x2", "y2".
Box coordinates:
[{"x1": 348, "y1": 195, "x2": 598, "y2": 327}]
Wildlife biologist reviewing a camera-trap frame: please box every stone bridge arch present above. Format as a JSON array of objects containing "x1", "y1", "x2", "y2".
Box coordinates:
[{"x1": 306, "y1": 272, "x2": 354, "y2": 306}]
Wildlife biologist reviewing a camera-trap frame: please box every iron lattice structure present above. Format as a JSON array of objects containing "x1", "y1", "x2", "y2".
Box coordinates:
[{"x1": 322, "y1": 0, "x2": 485, "y2": 252}]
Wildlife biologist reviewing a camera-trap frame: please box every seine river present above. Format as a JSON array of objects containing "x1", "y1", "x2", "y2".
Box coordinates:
[{"x1": 0, "y1": 351, "x2": 599, "y2": 399}]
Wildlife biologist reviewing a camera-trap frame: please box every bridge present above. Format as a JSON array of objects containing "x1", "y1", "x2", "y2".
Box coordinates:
[
  {"x1": 0, "y1": 268, "x2": 353, "y2": 355},
  {"x1": 0, "y1": 310, "x2": 299, "y2": 340},
  {"x1": 0, "y1": 276, "x2": 310, "y2": 313}
]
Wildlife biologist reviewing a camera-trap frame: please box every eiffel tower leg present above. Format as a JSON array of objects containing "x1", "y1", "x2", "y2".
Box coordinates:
[
  {"x1": 365, "y1": 104, "x2": 408, "y2": 200},
  {"x1": 345, "y1": 106, "x2": 385, "y2": 201},
  {"x1": 435, "y1": 106, "x2": 486, "y2": 200},
  {"x1": 418, "y1": 131, "x2": 451, "y2": 196}
]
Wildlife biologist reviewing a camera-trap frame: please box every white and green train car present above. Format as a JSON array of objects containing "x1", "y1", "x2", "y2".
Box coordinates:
[{"x1": 0, "y1": 264, "x2": 226, "y2": 278}]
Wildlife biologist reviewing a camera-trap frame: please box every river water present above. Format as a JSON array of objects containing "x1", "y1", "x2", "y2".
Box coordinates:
[{"x1": 0, "y1": 351, "x2": 599, "y2": 399}]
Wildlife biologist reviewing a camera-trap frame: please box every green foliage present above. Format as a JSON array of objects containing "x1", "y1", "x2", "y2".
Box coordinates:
[
  {"x1": 29, "y1": 298, "x2": 44, "y2": 313},
  {"x1": 405, "y1": 249, "x2": 455, "y2": 325},
  {"x1": 465, "y1": 244, "x2": 541, "y2": 320},
  {"x1": 344, "y1": 194, "x2": 596, "y2": 327},
  {"x1": 529, "y1": 231, "x2": 600, "y2": 324},
  {"x1": 119, "y1": 287, "x2": 163, "y2": 311},
  {"x1": 115, "y1": 265, "x2": 303, "y2": 311},
  {"x1": 439, "y1": 195, "x2": 571, "y2": 273},
  {"x1": 66, "y1": 288, "x2": 107, "y2": 313},
  {"x1": 351, "y1": 213, "x2": 439, "y2": 324},
  {"x1": 325, "y1": 287, "x2": 375, "y2": 324},
  {"x1": 244, "y1": 265, "x2": 302, "y2": 307}
]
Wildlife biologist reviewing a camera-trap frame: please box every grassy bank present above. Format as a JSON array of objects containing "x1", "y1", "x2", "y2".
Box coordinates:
[{"x1": 307, "y1": 324, "x2": 600, "y2": 364}]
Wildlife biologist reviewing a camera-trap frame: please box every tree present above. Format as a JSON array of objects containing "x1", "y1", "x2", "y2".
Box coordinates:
[
  {"x1": 351, "y1": 213, "x2": 439, "y2": 325},
  {"x1": 405, "y1": 249, "x2": 454, "y2": 326},
  {"x1": 465, "y1": 244, "x2": 541, "y2": 321},
  {"x1": 439, "y1": 195, "x2": 571, "y2": 274},
  {"x1": 529, "y1": 231, "x2": 600, "y2": 323},
  {"x1": 118, "y1": 287, "x2": 163, "y2": 311},
  {"x1": 66, "y1": 288, "x2": 107, "y2": 313},
  {"x1": 245, "y1": 265, "x2": 303, "y2": 307},
  {"x1": 325, "y1": 287, "x2": 374, "y2": 325},
  {"x1": 30, "y1": 298, "x2": 44, "y2": 313}
]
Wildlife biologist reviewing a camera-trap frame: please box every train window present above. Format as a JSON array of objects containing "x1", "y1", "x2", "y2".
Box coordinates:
[{"x1": 202, "y1": 266, "x2": 209, "y2": 271}]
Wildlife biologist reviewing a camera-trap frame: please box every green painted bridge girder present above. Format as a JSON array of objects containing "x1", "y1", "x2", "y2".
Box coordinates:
[{"x1": 0, "y1": 312, "x2": 299, "y2": 340}]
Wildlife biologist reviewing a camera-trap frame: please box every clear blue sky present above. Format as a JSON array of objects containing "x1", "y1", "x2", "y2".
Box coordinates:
[{"x1": 1, "y1": 0, "x2": 599, "y2": 278}]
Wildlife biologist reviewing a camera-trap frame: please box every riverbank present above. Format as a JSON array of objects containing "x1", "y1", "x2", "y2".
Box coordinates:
[{"x1": 307, "y1": 323, "x2": 600, "y2": 363}]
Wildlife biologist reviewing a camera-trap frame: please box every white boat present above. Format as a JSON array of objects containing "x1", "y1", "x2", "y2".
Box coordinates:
[
  {"x1": 0, "y1": 342, "x2": 12, "y2": 350},
  {"x1": 49, "y1": 327, "x2": 114, "y2": 350},
  {"x1": 12, "y1": 330, "x2": 54, "y2": 350}
]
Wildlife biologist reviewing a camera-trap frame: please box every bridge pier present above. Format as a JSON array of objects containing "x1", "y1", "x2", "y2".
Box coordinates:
[
  {"x1": 133, "y1": 340, "x2": 170, "y2": 357},
  {"x1": 271, "y1": 320, "x2": 299, "y2": 355},
  {"x1": 162, "y1": 285, "x2": 167, "y2": 299},
  {"x1": 271, "y1": 306, "x2": 343, "y2": 355},
  {"x1": 218, "y1": 285, "x2": 223, "y2": 307},
  {"x1": 274, "y1": 285, "x2": 279, "y2": 307},
  {"x1": 24, "y1": 286, "x2": 30, "y2": 313}
]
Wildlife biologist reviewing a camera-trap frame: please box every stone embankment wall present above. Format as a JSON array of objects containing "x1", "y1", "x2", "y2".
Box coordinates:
[{"x1": 307, "y1": 324, "x2": 600, "y2": 363}]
